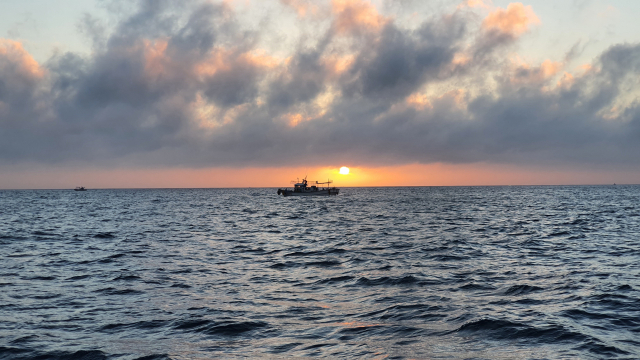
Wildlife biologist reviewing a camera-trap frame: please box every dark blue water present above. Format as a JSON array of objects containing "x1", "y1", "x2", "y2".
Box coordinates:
[{"x1": 1, "y1": 186, "x2": 639, "y2": 359}]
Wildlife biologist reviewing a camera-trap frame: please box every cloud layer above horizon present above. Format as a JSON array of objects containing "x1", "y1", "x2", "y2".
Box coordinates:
[{"x1": 1, "y1": 0, "x2": 640, "y2": 170}]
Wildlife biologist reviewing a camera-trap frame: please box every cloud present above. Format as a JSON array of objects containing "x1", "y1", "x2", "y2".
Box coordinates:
[
  {"x1": 202, "y1": 50, "x2": 277, "y2": 107},
  {"x1": 280, "y1": 0, "x2": 320, "y2": 18},
  {"x1": 339, "y1": 22, "x2": 462, "y2": 101},
  {"x1": 0, "y1": 39, "x2": 46, "y2": 156},
  {"x1": 458, "y1": 0, "x2": 492, "y2": 10},
  {"x1": 1, "y1": 0, "x2": 640, "y2": 172},
  {"x1": 482, "y1": 3, "x2": 540, "y2": 38},
  {"x1": 331, "y1": 0, "x2": 386, "y2": 35},
  {"x1": 0, "y1": 39, "x2": 45, "y2": 102},
  {"x1": 508, "y1": 58, "x2": 563, "y2": 86},
  {"x1": 470, "y1": 3, "x2": 541, "y2": 62}
]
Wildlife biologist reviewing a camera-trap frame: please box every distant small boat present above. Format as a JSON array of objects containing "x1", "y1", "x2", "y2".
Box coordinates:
[
  {"x1": 74, "y1": 186, "x2": 87, "y2": 191},
  {"x1": 277, "y1": 177, "x2": 339, "y2": 196}
]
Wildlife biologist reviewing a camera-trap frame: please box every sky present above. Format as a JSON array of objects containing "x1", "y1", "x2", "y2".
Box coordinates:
[{"x1": 1, "y1": 0, "x2": 640, "y2": 188}]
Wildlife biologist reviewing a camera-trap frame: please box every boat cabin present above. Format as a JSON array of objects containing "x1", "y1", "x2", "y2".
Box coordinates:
[
  {"x1": 278, "y1": 176, "x2": 339, "y2": 196},
  {"x1": 294, "y1": 179, "x2": 310, "y2": 192}
]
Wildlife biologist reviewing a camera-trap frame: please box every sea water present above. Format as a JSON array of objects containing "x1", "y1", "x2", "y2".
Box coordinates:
[{"x1": 1, "y1": 186, "x2": 639, "y2": 359}]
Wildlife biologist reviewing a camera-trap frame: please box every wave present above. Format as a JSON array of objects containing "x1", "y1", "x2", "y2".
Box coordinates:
[
  {"x1": 9, "y1": 335, "x2": 38, "y2": 344},
  {"x1": 65, "y1": 275, "x2": 91, "y2": 281},
  {"x1": 134, "y1": 355, "x2": 172, "y2": 360},
  {"x1": 269, "y1": 262, "x2": 300, "y2": 269},
  {"x1": 0, "y1": 235, "x2": 27, "y2": 241},
  {"x1": 93, "y1": 232, "x2": 115, "y2": 239},
  {"x1": 94, "y1": 287, "x2": 144, "y2": 296},
  {"x1": 169, "y1": 283, "x2": 191, "y2": 289},
  {"x1": 100, "y1": 320, "x2": 168, "y2": 333},
  {"x1": 0, "y1": 348, "x2": 109, "y2": 360},
  {"x1": 586, "y1": 293, "x2": 640, "y2": 311},
  {"x1": 172, "y1": 319, "x2": 270, "y2": 336},
  {"x1": 305, "y1": 260, "x2": 342, "y2": 267},
  {"x1": 97, "y1": 253, "x2": 126, "y2": 263},
  {"x1": 430, "y1": 254, "x2": 468, "y2": 261},
  {"x1": 22, "y1": 275, "x2": 57, "y2": 281},
  {"x1": 0, "y1": 346, "x2": 32, "y2": 359},
  {"x1": 268, "y1": 342, "x2": 304, "y2": 354},
  {"x1": 459, "y1": 282, "x2": 496, "y2": 291},
  {"x1": 32, "y1": 231, "x2": 59, "y2": 237},
  {"x1": 454, "y1": 317, "x2": 630, "y2": 355},
  {"x1": 455, "y1": 318, "x2": 585, "y2": 342},
  {"x1": 284, "y1": 248, "x2": 347, "y2": 257},
  {"x1": 314, "y1": 276, "x2": 355, "y2": 285},
  {"x1": 355, "y1": 275, "x2": 421, "y2": 286},
  {"x1": 112, "y1": 274, "x2": 141, "y2": 281},
  {"x1": 366, "y1": 304, "x2": 445, "y2": 321},
  {"x1": 503, "y1": 284, "x2": 544, "y2": 296}
]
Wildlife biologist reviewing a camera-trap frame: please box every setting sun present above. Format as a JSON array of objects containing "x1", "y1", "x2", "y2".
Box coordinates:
[{"x1": 339, "y1": 167, "x2": 350, "y2": 175}]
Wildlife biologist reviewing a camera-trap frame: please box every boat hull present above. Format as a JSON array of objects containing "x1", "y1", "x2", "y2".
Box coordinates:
[{"x1": 278, "y1": 189, "x2": 339, "y2": 196}]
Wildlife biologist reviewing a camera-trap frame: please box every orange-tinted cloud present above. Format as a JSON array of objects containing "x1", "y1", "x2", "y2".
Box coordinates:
[
  {"x1": 331, "y1": 0, "x2": 386, "y2": 35},
  {"x1": 510, "y1": 58, "x2": 563, "y2": 85},
  {"x1": 281, "y1": 89, "x2": 336, "y2": 126},
  {"x1": 280, "y1": 0, "x2": 320, "y2": 17},
  {"x1": 482, "y1": 3, "x2": 540, "y2": 37},
  {"x1": 458, "y1": 0, "x2": 492, "y2": 10},
  {"x1": 406, "y1": 93, "x2": 433, "y2": 110},
  {"x1": 143, "y1": 39, "x2": 170, "y2": 78},
  {"x1": 323, "y1": 54, "x2": 355, "y2": 77},
  {"x1": 404, "y1": 89, "x2": 467, "y2": 112},
  {"x1": 196, "y1": 49, "x2": 281, "y2": 78},
  {"x1": 579, "y1": 63, "x2": 594, "y2": 74},
  {"x1": 451, "y1": 52, "x2": 472, "y2": 66},
  {"x1": 242, "y1": 50, "x2": 282, "y2": 69},
  {"x1": 283, "y1": 112, "x2": 308, "y2": 127},
  {"x1": 539, "y1": 59, "x2": 561, "y2": 78},
  {"x1": 556, "y1": 71, "x2": 575, "y2": 89},
  {"x1": 195, "y1": 50, "x2": 229, "y2": 77},
  {"x1": 0, "y1": 39, "x2": 45, "y2": 79}
]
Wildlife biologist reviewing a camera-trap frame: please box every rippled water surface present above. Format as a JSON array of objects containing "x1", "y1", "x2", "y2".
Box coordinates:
[{"x1": 1, "y1": 186, "x2": 640, "y2": 359}]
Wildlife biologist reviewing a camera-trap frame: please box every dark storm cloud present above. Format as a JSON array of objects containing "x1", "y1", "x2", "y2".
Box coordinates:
[{"x1": 1, "y1": 0, "x2": 640, "y2": 170}]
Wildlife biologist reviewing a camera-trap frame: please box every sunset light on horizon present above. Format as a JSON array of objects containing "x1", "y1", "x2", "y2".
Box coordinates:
[{"x1": 1, "y1": 0, "x2": 640, "y2": 188}]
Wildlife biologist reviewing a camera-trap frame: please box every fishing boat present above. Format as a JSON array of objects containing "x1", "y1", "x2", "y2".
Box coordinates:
[
  {"x1": 277, "y1": 177, "x2": 339, "y2": 196},
  {"x1": 74, "y1": 186, "x2": 87, "y2": 191}
]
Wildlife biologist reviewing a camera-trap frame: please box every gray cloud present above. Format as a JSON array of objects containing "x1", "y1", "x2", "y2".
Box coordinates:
[
  {"x1": 1, "y1": 0, "x2": 640, "y2": 170},
  {"x1": 340, "y1": 21, "x2": 461, "y2": 101},
  {"x1": 266, "y1": 47, "x2": 329, "y2": 109}
]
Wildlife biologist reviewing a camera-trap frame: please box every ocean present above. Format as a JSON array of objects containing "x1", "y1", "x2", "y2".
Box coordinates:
[{"x1": 1, "y1": 186, "x2": 639, "y2": 359}]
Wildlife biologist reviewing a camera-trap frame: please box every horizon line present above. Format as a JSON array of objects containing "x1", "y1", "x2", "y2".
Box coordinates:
[{"x1": 1, "y1": 183, "x2": 635, "y2": 191}]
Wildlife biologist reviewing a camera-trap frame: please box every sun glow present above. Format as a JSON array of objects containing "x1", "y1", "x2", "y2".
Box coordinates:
[{"x1": 339, "y1": 166, "x2": 350, "y2": 175}]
